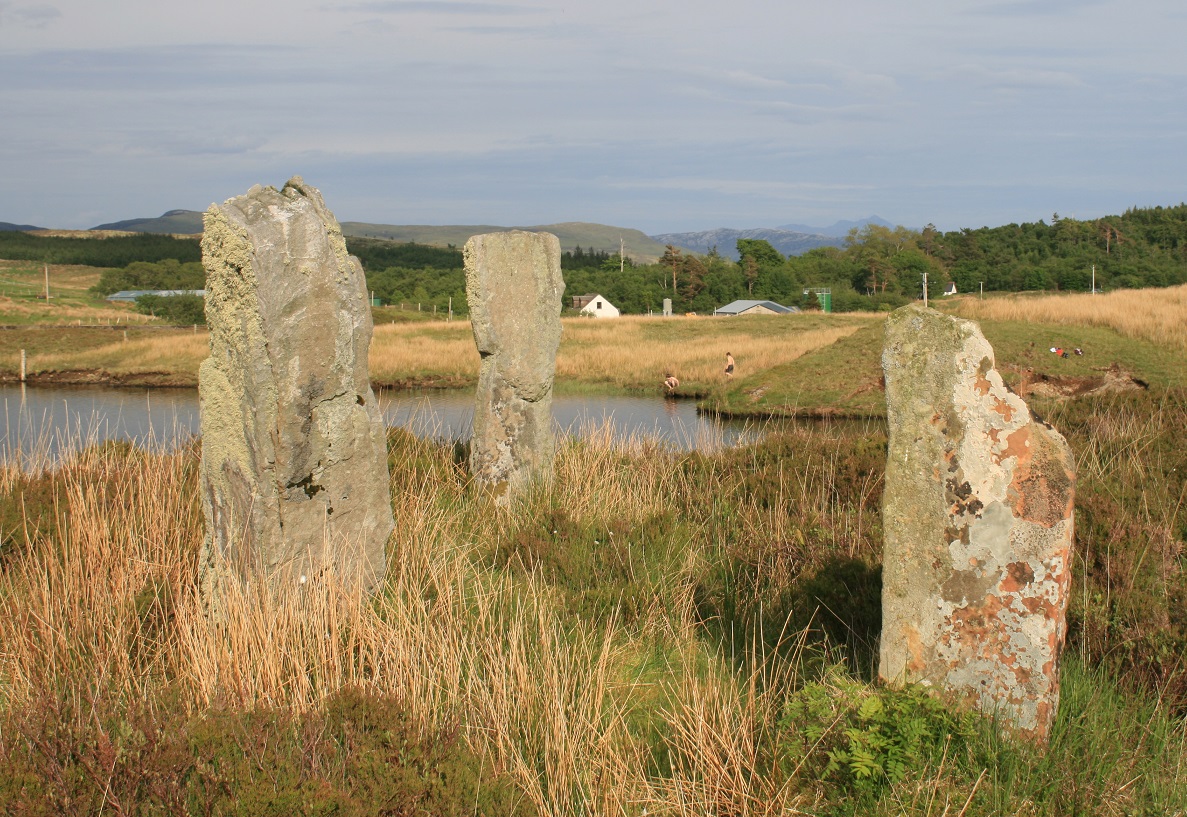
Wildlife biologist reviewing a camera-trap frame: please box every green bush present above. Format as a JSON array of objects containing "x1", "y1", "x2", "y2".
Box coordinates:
[
  {"x1": 779, "y1": 667, "x2": 979, "y2": 797},
  {"x1": 134, "y1": 293, "x2": 206, "y2": 325}
]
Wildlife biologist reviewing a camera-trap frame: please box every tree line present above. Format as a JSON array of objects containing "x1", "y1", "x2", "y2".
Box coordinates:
[
  {"x1": 354, "y1": 205, "x2": 1187, "y2": 315},
  {"x1": 13, "y1": 204, "x2": 1187, "y2": 317},
  {"x1": 0, "y1": 232, "x2": 201, "y2": 267}
]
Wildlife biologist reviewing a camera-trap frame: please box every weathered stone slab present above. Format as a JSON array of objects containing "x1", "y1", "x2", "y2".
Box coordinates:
[
  {"x1": 198, "y1": 177, "x2": 392, "y2": 600},
  {"x1": 464, "y1": 230, "x2": 564, "y2": 501},
  {"x1": 880, "y1": 304, "x2": 1074, "y2": 740}
]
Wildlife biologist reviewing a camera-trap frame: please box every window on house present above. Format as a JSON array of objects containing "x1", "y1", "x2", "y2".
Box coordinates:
[{"x1": 596, "y1": 301, "x2": 602, "y2": 309}]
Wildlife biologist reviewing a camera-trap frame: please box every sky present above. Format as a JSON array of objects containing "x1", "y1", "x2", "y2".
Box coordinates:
[{"x1": 1, "y1": 0, "x2": 1185, "y2": 234}]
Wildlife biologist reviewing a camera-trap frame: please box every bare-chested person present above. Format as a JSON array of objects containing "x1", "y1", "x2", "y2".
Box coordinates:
[
  {"x1": 724, "y1": 352, "x2": 735, "y2": 378},
  {"x1": 664, "y1": 374, "x2": 680, "y2": 393}
]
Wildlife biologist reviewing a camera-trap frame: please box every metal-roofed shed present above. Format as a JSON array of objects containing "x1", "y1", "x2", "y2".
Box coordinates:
[{"x1": 713, "y1": 299, "x2": 798, "y2": 316}]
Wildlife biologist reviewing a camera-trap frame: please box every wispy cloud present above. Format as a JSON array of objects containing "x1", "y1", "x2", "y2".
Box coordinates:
[
  {"x1": 0, "y1": 44, "x2": 319, "y2": 91},
  {"x1": 0, "y1": 2, "x2": 61, "y2": 28},
  {"x1": 955, "y1": 63, "x2": 1085, "y2": 91},
  {"x1": 609, "y1": 177, "x2": 876, "y2": 197},
  {"x1": 718, "y1": 69, "x2": 791, "y2": 90},
  {"x1": 967, "y1": 0, "x2": 1110, "y2": 17},
  {"x1": 331, "y1": 1, "x2": 534, "y2": 15}
]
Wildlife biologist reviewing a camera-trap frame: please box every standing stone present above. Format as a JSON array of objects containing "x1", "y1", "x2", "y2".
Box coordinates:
[
  {"x1": 464, "y1": 230, "x2": 564, "y2": 501},
  {"x1": 198, "y1": 177, "x2": 392, "y2": 601},
  {"x1": 880, "y1": 305, "x2": 1074, "y2": 740}
]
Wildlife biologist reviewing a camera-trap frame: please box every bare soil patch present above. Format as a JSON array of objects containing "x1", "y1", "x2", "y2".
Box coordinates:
[
  {"x1": 0, "y1": 368, "x2": 195, "y2": 388},
  {"x1": 1019, "y1": 364, "x2": 1148, "y2": 399}
]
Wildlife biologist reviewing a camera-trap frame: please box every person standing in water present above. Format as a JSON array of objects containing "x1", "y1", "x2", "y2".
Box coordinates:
[{"x1": 724, "y1": 352, "x2": 735, "y2": 378}]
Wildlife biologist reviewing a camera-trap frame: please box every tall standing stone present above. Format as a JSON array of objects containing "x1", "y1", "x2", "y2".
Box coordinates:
[
  {"x1": 880, "y1": 305, "x2": 1074, "y2": 740},
  {"x1": 198, "y1": 177, "x2": 392, "y2": 601},
  {"x1": 464, "y1": 230, "x2": 564, "y2": 501}
]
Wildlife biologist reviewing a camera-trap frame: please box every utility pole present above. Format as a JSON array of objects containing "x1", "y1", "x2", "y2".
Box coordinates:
[
  {"x1": 922, "y1": 271, "x2": 929, "y2": 308},
  {"x1": 44, "y1": 263, "x2": 50, "y2": 302},
  {"x1": 1092, "y1": 264, "x2": 1096, "y2": 293},
  {"x1": 619, "y1": 237, "x2": 625, "y2": 274}
]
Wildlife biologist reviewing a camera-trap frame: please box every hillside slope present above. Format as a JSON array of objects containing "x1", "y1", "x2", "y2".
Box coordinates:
[
  {"x1": 650, "y1": 227, "x2": 842, "y2": 260},
  {"x1": 340, "y1": 221, "x2": 668, "y2": 263},
  {"x1": 81, "y1": 211, "x2": 668, "y2": 264},
  {"x1": 93, "y1": 209, "x2": 204, "y2": 235}
]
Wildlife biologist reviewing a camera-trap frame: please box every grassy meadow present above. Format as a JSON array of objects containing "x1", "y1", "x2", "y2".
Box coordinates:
[
  {"x1": 716, "y1": 284, "x2": 1187, "y2": 417},
  {"x1": 0, "y1": 260, "x2": 154, "y2": 327},
  {"x1": 1, "y1": 282, "x2": 1186, "y2": 813},
  {"x1": 6, "y1": 312, "x2": 876, "y2": 395}
]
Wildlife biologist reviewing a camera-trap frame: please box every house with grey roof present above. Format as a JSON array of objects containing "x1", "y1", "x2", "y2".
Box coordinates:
[{"x1": 713, "y1": 299, "x2": 798, "y2": 316}]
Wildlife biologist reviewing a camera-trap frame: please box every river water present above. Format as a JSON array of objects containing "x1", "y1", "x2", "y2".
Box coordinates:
[{"x1": 1, "y1": 384, "x2": 765, "y2": 464}]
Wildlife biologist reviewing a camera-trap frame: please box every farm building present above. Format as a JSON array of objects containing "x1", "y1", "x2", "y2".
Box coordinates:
[
  {"x1": 106, "y1": 289, "x2": 206, "y2": 302},
  {"x1": 713, "y1": 299, "x2": 798, "y2": 317},
  {"x1": 572, "y1": 293, "x2": 620, "y2": 318}
]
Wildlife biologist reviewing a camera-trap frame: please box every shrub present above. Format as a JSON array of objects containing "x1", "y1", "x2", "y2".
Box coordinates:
[{"x1": 778, "y1": 667, "x2": 979, "y2": 799}]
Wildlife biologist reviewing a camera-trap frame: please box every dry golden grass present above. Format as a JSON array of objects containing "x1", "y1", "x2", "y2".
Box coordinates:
[
  {"x1": 0, "y1": 432, "x2": 817, "y2": 814},
  {"x1": 556, "y1": 315, "x2": 872, "y2": 390},
  {"x1": 369, "y1": 320, "x2": 477, "y2": 382},
  {"x1": 0, "y1": 295, "x2": 155, "y2": 325},
  {"x1": 27, "y1": 314, "x2": 872, "y2": 389},
  {"x1": 368, "y1": 314, "x2": 875, "y2": 391},
  {"x1": 30, "y1": 331, "x2": 208, "y2": 376},
  {"x1": 947, "y1": 284, "x2": 1187, "y2": 352},
  {"x1": 2, "y1": 415, "x2": 1185, "y2": 813}
]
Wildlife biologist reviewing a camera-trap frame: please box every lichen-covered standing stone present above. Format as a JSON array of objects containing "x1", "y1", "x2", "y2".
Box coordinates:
[
  {"x1": 464, "y1": 231, "x2": 564, "y2": 501},
  {"x1": 198, "y1": 177, "x2": 392, "y2": 601},
  {"x1": 880, "y1": 305, "x2": 1074, "y2": 740}
]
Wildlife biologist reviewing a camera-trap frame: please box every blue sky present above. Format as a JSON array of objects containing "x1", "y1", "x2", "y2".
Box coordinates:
[{"x1": 2, "y1": 0, "x2": 1184, "y2": 233}]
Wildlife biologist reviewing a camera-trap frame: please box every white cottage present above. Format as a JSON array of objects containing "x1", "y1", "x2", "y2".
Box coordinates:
[{"x1": 572, "y1": 293, "x2": 620, "y2": 318}]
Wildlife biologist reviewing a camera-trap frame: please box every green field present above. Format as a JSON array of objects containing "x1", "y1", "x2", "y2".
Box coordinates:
[{"x1": 714, "y1": 316, "x2": 1187, "y2": 418}]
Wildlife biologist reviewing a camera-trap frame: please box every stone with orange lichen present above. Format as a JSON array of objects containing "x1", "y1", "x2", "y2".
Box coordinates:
[{"x1": 880, "y1": 305, "x2": 1074, "y2": 742}]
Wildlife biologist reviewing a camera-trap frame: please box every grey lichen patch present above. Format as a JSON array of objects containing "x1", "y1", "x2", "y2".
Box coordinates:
[
  {"x1": 198, "y1": 177, "x2": 393, "y2": 608},
  {"x1": 880, "y1": 305, "x2": 1075, "y2": 742}
]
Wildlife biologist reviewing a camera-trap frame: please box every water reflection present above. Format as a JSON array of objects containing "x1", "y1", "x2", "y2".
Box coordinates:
[{"x1": 1, "y1": 385, "x2": 763, "y2": 466}]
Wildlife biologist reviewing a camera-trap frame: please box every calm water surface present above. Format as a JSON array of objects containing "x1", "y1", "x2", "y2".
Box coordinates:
[{"x1": 1, "y1": 385, "x2": 765, "y2": 464}]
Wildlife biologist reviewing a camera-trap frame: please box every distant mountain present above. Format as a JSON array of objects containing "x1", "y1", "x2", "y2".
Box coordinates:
[
  {"x1": 776, "y1": 215, "x2": 896, "y2": 238},
  {"x1": 79, "y1": 211, "x2": 667, "y2": 263},
  {"x1": 92, "y1": 209, "x2": 205, "y2": 234},
  {"x1": 648, "y1": 227, "x2": 843, "y2": 261},
  {"x1": 0, "y1": 221, "x2": 43, "y2": 231},
  {"x1": 340, "y1": 221, "x2": 669, "y2": 263}
]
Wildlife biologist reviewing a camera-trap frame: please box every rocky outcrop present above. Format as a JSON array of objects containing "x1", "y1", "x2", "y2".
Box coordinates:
[
  {"x1": 880, "y1": 305, "x2": 1075, "y2": 741},
  {"x1": 464, "y1": 230, "x2": 564, "y2": 501},
  {"x1": 198, "y1": 177, "x2": 392, "y2": 602}
]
